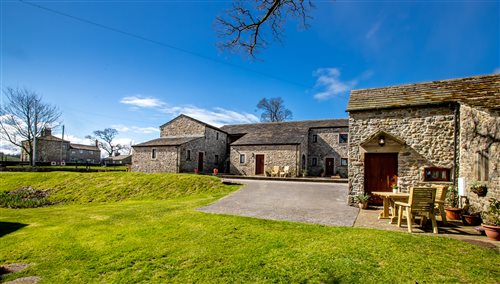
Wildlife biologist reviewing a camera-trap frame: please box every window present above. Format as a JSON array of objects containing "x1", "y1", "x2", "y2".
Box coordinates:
[
  {"x1": 423, "y1": 167, "x2": 451, "y2": 182},
  {"x1": 187, "y1": 150, "x2": 191, "y2": 160},
  {"x1": 215, "y1": 155, "x2": 219, "y2": 164},
  {"x1": 79, "y1": 150, "x2": 83, "y2": 154},
  {"x1": 151, "y1": 148, "x2": 157, "y2": 159},
  {"x1": 312, "y1": 157, "x2": 317, "y2": 166},
  {"x1": 216, "y1": 132, "x2": 219, "y2": 140},
  {"x1": 477, "y1": 151, "x2": 489, "y2": 181},
  {"x1": 339, "y1": 134, "x2": 348, "y2": 144},
  {"x1": 312, "y1": 134, "x2": 318, "y2": 143},
  {"x1": 341, "y1": 158, "x2": 348, "y2": 166},
  {"x1": 239, "y1": 154, "x2": 246, "y2": 164}
]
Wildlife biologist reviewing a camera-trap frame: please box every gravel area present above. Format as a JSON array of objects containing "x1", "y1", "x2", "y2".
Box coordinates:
[{"x1": 199, "y1": 179, "x2": 359, "y2": 226}]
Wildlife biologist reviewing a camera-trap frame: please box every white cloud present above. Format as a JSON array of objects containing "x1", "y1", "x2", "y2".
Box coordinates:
[
  {"x1": 120, "y1": 96, "x2": 165, "y2": 108},
  {"x1": 0, "y1": 143, "x2": 20, "y2": 155},
  {"x1": 53, "y1": 133, "x2": 90, "y2": 145},
  {"x1": 494, "y1": 67, "x2": 500, "y2": 74},
  {"x1": 312, "y1": 68, "x2": 358, "y2": 100},
  {"x1": 366, "y1": 20, "x2": 382, "y2": 39},
  {"x1": 119, "y1": 96, "x2": 258, "y2": 127},
  {"x1": 112, "y1": 124, "x2": 160, "y2": 134}
]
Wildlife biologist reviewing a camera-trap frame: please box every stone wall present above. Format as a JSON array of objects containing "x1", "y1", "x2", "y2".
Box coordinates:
[
  {"x1": 230, "y1": 144, "x2": 300, "y2": 176},
  {"x1": 160, "y1": 116, "x2": 206, "y2": 137},
  {"x1": 308, "y1": 127, "x2": 349, "y2": 177},
  {"x1": 131, "y1": 146, "x2": 178, "y2": 173},
  {"x1": 68, "y1": 149, "x2": 101, "y2": 164},
  {"x1": 459, "y1": 104, "x2": 500, "y2": 210},
  {"x1": 178, "y1": 128, "x2": 227, "y2": 174},
  {"x1": 348, "y1": 105, "x2": 456, "y2": 199}
]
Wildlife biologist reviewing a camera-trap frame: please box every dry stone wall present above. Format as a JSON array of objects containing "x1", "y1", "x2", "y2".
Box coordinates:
[
  {"x1": 348, "y1": 105, "x2": 456, "y2": 199},
  {"x1": 459, "y1": 104, "x2": 500, "y2": 210}
]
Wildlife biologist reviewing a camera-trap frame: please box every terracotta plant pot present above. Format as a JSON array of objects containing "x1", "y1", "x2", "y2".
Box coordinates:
[
  {"x1": 445, "y1": 207, "x2": 462, "y2": 221},
  {"x1": 462, "y1": 215, "x2": 482, "y2": 226},
  {"x1": 482, "y1": 224, "x2": 500, "y2": 241},
  {"x1": 358, "y1": 202, "x2": 368, "y2": 209}
]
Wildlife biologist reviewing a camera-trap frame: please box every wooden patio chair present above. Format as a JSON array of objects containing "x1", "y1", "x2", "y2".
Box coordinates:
[
  {"x1": 396, "y1": 187, "x2": 438, "y2": 234},
  {"x1": 280, "y1": 166, "x2": 290, "y2": 177},
  {"x1": 271, "y1": 166, "x2": 280, "y2": 177},
  {"x1": 434, "y1": 185, "x2": 448, "y2": 225}
]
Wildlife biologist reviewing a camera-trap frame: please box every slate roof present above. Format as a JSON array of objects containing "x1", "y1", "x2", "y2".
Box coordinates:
[
  {"x1": 133, "y1": 136, "x2": 203, "y2": 147},
  {"x1": 347, "y1": 74, "x2": 500, "y2": 112},
  {"x1": 220, "y1": 119, "x2": 348, "y2": 146},
  {"x1": 70, "y1": 143, "x2": 99, "y2": 151},
  {"x1": 103, "y1": 154, "x2": 132, "y2": 161}
]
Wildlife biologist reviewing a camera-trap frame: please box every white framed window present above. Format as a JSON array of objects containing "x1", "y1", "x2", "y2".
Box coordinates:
[
  {"x1": 79, "y1": 150, "x2": 83, "y2": 154},
  {"x1": 341, "y1": 158, "x2": 348, "y2": 166},
  {"x1": 151, "y1": 148, "x2": 157, "y2": 159},
  {"x1": 239, "y1": 154, "x2": 246, "y2": 164}
]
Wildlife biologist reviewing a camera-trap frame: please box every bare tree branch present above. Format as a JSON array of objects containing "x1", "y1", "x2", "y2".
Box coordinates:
[
  {"x1": 257, "y1": 97, "x2": 293, "y2": 122},
  {"x1": 216, "y1": 0, "x2": 313, "y2": 58},
  {"x1": 86, "y1": 128, "x2": 125, "y2": 157},
  {"x1": 0, "y1": 87, "x2": 61, "y2": 164}
]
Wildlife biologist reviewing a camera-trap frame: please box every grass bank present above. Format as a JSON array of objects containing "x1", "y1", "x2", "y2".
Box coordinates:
[{"x1": 0, "y1": 172, "x2": 499, "y2": 283}]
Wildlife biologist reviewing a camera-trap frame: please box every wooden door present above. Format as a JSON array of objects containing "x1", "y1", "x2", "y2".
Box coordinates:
[
  {"x1": 364, "y1": 153, "x2": 398, "y2": 205},
  {"x1": 255, "y1": 154, "x2": 265, "y2": 175},
  {"x1": 198, "y1": 152, "x2": 204, "y2": 172},
  {"x1": 325, "y1": 158, "x2": 335, "y2": 176}
]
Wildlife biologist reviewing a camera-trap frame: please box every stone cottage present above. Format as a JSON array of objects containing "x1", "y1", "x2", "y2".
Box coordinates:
[
  {"x1": 346, "y1": 74, "x2": 499, "y2": 208},
  {"x1": 132, "y1": 115, "x2": 227, "y2": 173},
  {"x1": 221, "y1": 119, "x2": 348, "y2": 177},
  {"x1": 21, "y1": 128, "x2": 101, "y2": 164}
]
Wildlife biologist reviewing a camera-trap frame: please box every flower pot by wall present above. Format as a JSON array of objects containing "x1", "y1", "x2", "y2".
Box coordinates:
[
  {"x1": 358, "y1": 202, "x2": 368, "y2": 209},
  {"x1": 445, "y1": 207, "x2": 462, "y2": 221},
  {"x1": 482, "y1": 224, "x2": 500, "y2": 241},
  {"x1": 462, "y1": 215, "x2": 481, "y2": 226}
]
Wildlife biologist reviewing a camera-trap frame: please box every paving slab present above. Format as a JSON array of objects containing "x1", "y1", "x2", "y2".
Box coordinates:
[{"x1": 198, "y1": 179, "x2": 359, "y2": 227}]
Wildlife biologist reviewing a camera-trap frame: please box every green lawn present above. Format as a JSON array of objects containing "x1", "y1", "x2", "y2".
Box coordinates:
[{"x1": 1, "y1": 172, "x2": 499, "y2": 283}]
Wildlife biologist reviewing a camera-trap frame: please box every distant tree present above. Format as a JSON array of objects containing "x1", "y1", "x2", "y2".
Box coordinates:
[
  {"x1": 0, "y1": 87, "x2": 61, "y2": 165},
  {"x1": 257, "y1": 97, "x2": 293, "y2": 122},
  {"x1": 86, "y1": 128, "x2": 124, "y2": 157},
  {"x1": 216, "y1": 0, "x2": 313, "y2": 58}
]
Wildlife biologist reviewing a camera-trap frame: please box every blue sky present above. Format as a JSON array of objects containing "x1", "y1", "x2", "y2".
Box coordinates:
[{"x1": 1, "y1": 0, "x2": 499, "y2": 155}]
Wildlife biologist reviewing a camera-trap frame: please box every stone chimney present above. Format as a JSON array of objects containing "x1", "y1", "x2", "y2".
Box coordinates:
[
  {"x1": 41, "y1": 128, "x2": 52, "y2": 137},
  {"x1": 95, "y1": 139, "x2": 99, "y2": 147},
  {"x1": 115, "y1": 152, "x2": 120, "y2": 157}
]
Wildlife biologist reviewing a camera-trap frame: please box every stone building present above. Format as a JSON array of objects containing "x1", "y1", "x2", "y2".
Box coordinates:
[
  {"x1": 221, "y1": 119, "x2": 348, "y2": 177},
  {"x1": 346, "y1": 74, "x2": 499, "y2": 208},
  {"x1": 132, "y1": 115, "x2": 227, "y2": 173},
  {"x1": 21, "y1": 128, "x2": 101, "y2": 164}
]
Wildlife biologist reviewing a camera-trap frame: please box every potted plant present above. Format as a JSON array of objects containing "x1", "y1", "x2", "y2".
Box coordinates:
[
  {"x1": 444, "y1": 186, "x2": 462, "y2": 220},
  {"x1": 354, "y1": 193, "x2": 370, "y2": 209},
  {"x1": 461, "y1": 203, "x2": 482, "y2": 226},
  {"x1": 302, "y1": 169, "x2": 308, "y2": 177},
  {"x1": 481, "y1": 198, "x2": 500, "y2": 241},
  {"x1": 213, "y1": 168, "x2": 219, "y2": 175},
  {"x1": 392, "y1": 185, "x2": 399, "y2": 194},
  {"x1": 469, "y1": 180, "x2": 488, "y2": 197}
]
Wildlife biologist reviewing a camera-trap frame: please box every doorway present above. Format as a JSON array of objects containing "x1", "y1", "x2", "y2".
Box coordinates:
[
  {"x1": 255, "y1": 154, "x2": 265, "y2": 175},
  {"x1": 325, "y1": 158, "x2": 335, "y2": 176},
  {"x1": 198, "y1": 152, "x2": 204, "y2": 172},
  {"x1": 364, "y1": 153, "x2": 398, "y2": 205}
]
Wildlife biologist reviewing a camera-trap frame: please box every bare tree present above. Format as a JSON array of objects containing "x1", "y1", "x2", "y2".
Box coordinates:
[
  {"x1": 257, "y1": 97, "x2": 293, "y2": 122},
  {"x1": 216, "y1": 0, "x2": 313, "y2": 58},
  {"x1": 0, "y1": 87, "x2": 61, "y2": 165},
  {"x1": 86, "y1": 128, "x2": 124, "y2": 157}
]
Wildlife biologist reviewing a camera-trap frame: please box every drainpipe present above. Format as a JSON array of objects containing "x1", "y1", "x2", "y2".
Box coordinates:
[
  {"x1": 452, "y1": 103, "x2": 459, "y2": 190},
  {"x1": 296, "y1": 144, "x2": 299, "y2": 177}
]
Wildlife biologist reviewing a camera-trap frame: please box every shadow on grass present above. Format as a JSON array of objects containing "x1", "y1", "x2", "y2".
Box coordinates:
[{"x1": 0, "y1": 222, "x2": 28, "y2": 237}]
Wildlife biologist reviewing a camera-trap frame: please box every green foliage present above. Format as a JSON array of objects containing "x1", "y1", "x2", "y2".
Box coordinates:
[
  {"x1": 353, "y1": 193, "x2": 370, "y2": 203},
  {"x1": 446, "y1": 186, "x2": 459, "y2": 208},
  {"x1": 0, "y1": 187, "x2": 52, "y2": 208},
  {"x1": 481, "y1": 198, "x2": 500, "y2": 226}
]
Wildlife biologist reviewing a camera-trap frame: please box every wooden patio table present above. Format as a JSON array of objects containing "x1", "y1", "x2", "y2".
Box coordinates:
[{"x1": 371, "y1": 191, "x2": 410, "y2": 224}]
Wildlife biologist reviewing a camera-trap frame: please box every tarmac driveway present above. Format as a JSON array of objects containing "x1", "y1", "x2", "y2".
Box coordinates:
[{"x1": 198, "y1": 179, "x2": 359, "y2": 227}]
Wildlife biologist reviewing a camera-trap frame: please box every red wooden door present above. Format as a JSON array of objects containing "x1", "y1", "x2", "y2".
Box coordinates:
[
  {"x1": 325, "y1": 158, "x2": 335, "y2": 176},
  {"x1": 364, "y1": 153, "x2": 398, "y2": 205},
  {"x1": 198, "y1": 152, "x2": 204, "y2": 172},
  {"x1": 255, "y1": 154, "x2": 265, "y2": 175}
]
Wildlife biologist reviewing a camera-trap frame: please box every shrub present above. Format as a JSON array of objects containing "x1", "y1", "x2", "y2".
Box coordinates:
[{"x1": 0, "y1": 187, "x2": 52, "y2": 208}]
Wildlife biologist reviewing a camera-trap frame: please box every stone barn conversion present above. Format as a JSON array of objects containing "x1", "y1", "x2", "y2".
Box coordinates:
[
  {"x1": 221, "y1": 119, "x2": 348, "y2": 177},
  {"x1": 346, "y1": 74, "x2": 499, "y2": 208},
  {"x1": 132, "y1": 115, "x2": 227, "y2": 173}
]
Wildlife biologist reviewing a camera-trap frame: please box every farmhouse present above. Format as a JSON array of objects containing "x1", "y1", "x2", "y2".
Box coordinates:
[
  {"x1": 347, "y1": 74, "x2": 499, "y2": 208},
  {"x1": 21, "y1": 128, "x2": 101, "y2": 164}
]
